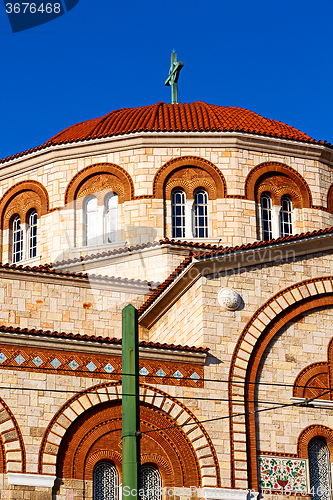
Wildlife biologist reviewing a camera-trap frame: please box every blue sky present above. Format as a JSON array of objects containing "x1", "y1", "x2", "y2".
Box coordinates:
[{"x1": 0, "y1": 0, "x2": 333, "y2": 159}]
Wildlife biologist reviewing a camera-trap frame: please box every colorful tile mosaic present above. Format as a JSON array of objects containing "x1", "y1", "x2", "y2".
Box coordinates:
[
  {"x1": 190, "y1": 372, "x2": 200, "y2": 380},
  {"x1": 86, "y1": 361, "x2": 97, "y2": 372},
  {"x1": 173, "y1": 370, "x2": 183, "y2": 379},
  {"x1": 51, "y1": 358, "x2": 61, "y2": 369},
  {"x1": 139, "y1": 367, "x2": 149, "y2": 376},
  {"x1": 0, "y1": 353, "x2": 6, "y2": 363},
  {"x1": 14, "y1": 354, "x2": 25, "y2": 365},
  {"x1": 104, "y1": 363, "x2": 114, "y2": 374},
  {"x1": 69, "y1": 360, "x2": 79, "y2": 370},
  {"x1": 32, "y1": 356, "x2": 43, "y2": 367},
  {"x1": 258, "y1": 456, "x2": 308, "y2": 492},
  {"x1": 156, "y1": 368, "x2": 166, "y2": 378}
]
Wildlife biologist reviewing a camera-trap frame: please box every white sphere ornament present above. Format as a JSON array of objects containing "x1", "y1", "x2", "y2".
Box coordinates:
[{"x1": 218, "y1": 288, "x2": 241, "y2": 311}]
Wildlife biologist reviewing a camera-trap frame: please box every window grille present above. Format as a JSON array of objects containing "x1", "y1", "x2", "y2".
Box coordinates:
[
  {"x1": 104, "y1": 193, "x2": 118, "y2": 243},
  {"x1": 141, "y1": 465, "x2": 162, "y2": 500},
  {"x1": 193, "y1": 190, "x2": 208, "y2": 238},
  {"x1": 93, "y1": 462, "x2": 119, "y2": 500},
  {"x1": 85, "y1": 197, "x2": 98, "y2": 246},
  {"x1": 12, "y1": 215, "x2": 23, "y2": 263},
  {"x1": 261, "y1": 193, "x2": 272, "y2": 240},
  {"x1": 172, "y1": 190, "x2": 186, "y2": 238},
  {"x1": 28, "y1": 210, "x2": 37, "y2": 258},
  {"x1": 308, "y1": 438, "x2": 331, "y2": 500},
  {"x1": 280, "y1": 196, "x2": 293, "y2": 237}
]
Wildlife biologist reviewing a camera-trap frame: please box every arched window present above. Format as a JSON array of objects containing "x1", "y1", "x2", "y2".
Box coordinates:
[
  {"x1": 141, "y1": 465, "x2": 162, "y2": 500},
  {"x1": 193, "y1": 189, "x2": 208, "y2": 238},
  {"x1": 12, "y1": 215, "x2": 23, "y2": 263},
  {"x1": 260, "y1": 193, "x2": 272, "y2": 241},
  {"x1": 85, "y1": 196, "x2": 98, "y2": 246},
  {"x1": 28, "y1": 210, "x2": 37, "y2": 259},
  {"x1": 308, "y1": 438, "x2": 331, "y2": 500},
  {"x1": 104, "y1": 193, "x2": 118, "y2": 244},
  {"x1": 280, "y1": 195, "x2": 293, "y2": 237},
  {"x1": 93, "y1": 462, "x2": 119, "y2": 500},
  {"x1": 172, "y1": 190, "x2": 186, "y2": 238}
]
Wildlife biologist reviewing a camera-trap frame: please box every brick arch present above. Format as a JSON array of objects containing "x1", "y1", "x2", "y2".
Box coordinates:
[
  {"x1": 0, "y1": 180, "x2": 49, "y2": 232},
  {"x1": 228, "y1": 276, "x2": 333, "y2": 490},
  {"x1": 293, "y1": 362, "x2": 330, "y2": 400},
  {"x1": 327, "y1": 184, "x2": 333, "y2": 213},
  {"x1": 65, "y1": 163, "x2": 134, "y2": 205},
  {"x1": 245, "y1": 162, "x2": 312, "y2": 208},
  {"x1": 153, "y1": 156, "x2": 226, "y2": 199},
  {"x1": 298, "y1": 425, "x2": 333, "y2": 459},
  {"x1": 39, "y1": 381, "x2": 220, "y2": 487},
  {"x1": 0, "y1": 397, "x2": 25, "y2": 473}
]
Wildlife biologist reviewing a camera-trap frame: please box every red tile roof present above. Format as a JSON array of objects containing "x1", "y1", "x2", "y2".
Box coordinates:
[
  {"x1": 44, "y1": 101, "x2": 315, "y2": 145},
  {"x1": 138, "y1": 226, "x2": 333, "y2": 315},
  {"x1": 1, "y1": 102, "x2": 329, "y2": 164},
  {"x1": 0, "y1": 262, "x2": 158, "y2": 289},
  {"x1": 0, "y1": 325, "x2": 208, "y2": 353},
  {"x1": 52, "y1": 238, "x2": 221, "y2": 268}
]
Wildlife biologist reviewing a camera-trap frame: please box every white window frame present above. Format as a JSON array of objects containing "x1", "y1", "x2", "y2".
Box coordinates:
[
  {"x1": 12, "y1": 215, "x2": 24, "y2": 263},
  {"x1": 104, "y1": 193, "x2": 118, "y2": 244},
  {"x1": 193, "y1": 189, "x2": 209, "y2": 238},
  {"x1": 85, "y1": 196, "x2": 98, "y2": 246},
  {"x1": 28, "y1": 210, "x2": 38, "y2": 259},
  {"x1": 280, "y1": 195, "x2": 293, "y2": 237},
  {"x1": 171, "y1": 189, "x2": 186, "y2": 238}
]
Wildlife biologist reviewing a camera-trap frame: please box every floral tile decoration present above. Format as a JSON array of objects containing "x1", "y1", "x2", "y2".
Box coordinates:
[{"x1": 258, "y1": 456, "x2": 308, "y2": 492}]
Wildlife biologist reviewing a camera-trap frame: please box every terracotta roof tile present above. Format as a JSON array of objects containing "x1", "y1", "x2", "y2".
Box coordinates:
[
  {"x1": 51, "y1": 238, "x2": 222, "y2": 268},
  {"x1": 2, "y1": 102, "x2": 330, "y2": 164},
  {"x1": 138, "y1": 226, "x2": 333, "y2": 315},
  {"x1": 0, "y1": 324, "x2": 208, "y2": 353}
]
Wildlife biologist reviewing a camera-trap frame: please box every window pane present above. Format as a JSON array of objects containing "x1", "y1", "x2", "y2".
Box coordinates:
[
  {"x1": 308, "y1": 438, "x2": 331, "y2": 500},
  {"x1": 85, "y1": 197, "x2": 98, "y2": 246},
  {"x1": 105, "y1": 194, "x2": 118, "y2": 243},
  {"x1": 280, "y1": 196, "x2": 293, "y2": 237},
  {"x1": 12, "y1": 216, "x2": 23, "y2": 263},
  {"x1": 193, "y1": 190, "x2": 208, "y2": 238},
  {"x1": 28, "y1": 210, "x2": 38, "y2": 258},
  {"x1": 93, "y1": 462, "x2": 118, "y2": 500},
  {"x1": 141, "y1": 465, "x2": 162, "y2": 500},
  {"x1": 172, "y1": 190, "x2": 185, "y2": 238},
  {"x1": 261, "y1": 193, "x2": 272, "y2": 241}
]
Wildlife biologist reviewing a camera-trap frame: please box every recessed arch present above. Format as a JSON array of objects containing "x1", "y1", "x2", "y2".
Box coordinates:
[
  {"x1": 0, "y1": 180, "x2": 49, "y2": 232},
  {"x1": 153, "y1": 156, "x2": 226, "y2": 199},
  {"x1": 65, "y1": 163, "x2": 134, "y2": 205},
  {"x1": 0, "y1": 397, "x2": 25, "y2": 473},
  {"x1": 298, "y1": 425, "x2": 333, "y2": 459},
  {"x1": 228, "y1": 276, "x2": 333, "y2": 490},
  {"x1": 39, "y1": 381, "x2": 220, "y2": 487},
  {"x1": 245, "y1": 162, "x2": 312, "y2": 208}
]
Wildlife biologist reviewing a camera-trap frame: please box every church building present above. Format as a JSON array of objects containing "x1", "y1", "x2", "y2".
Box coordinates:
[{"x1": 0, "y1": 100, "x2": 332, "y2": 500}]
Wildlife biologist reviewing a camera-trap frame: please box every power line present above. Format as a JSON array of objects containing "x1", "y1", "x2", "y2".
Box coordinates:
[
  {"x1": 0, "y1": 364, "x2": 328, "y2": 391},
  {"x1": 140, "y1": 388, "x2": 333, "y2": 435}
]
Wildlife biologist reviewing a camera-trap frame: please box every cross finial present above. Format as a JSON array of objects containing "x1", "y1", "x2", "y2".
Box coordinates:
[{"x1": 165, "y1": 51, "x2": 184, "y2": 104}]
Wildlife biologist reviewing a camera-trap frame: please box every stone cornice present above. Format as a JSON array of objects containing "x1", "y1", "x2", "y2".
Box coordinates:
[
  {"x1": 1, "y1": 132, "x2": 333, "y2": 179},
  {"x1": 0, "y1": 329, "x2": 207, "y2": 364},
  {"x1": 139, "y1": 233, "x2": 333, "y2": 328}
]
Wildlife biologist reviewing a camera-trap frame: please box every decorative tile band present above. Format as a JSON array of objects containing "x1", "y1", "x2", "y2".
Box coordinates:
[
  {"x1": 258, "y1": 456, "x2": 308, "y2": 492},
  {"x1": 0, "y1": 344, "x2": 204, "y2": 388}
]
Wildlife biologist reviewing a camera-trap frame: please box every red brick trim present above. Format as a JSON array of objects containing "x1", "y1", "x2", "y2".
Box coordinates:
[
  {"x1": 0, "y1": 397, "x2": 25, "y2": 473},
  {"x1": 228, "y1": 276, "x2": 333, "y2": 490},
  {"x1": 152, "y1": 156, "x2": 226, "y2": 199},
  {"x1": 298, "y1": 425, "x2": 333, "y2": 458},
  {"x1": 246, "y1": 295, "x2": 333, "y2": 490},
  {"x1": 327, "y1": 184, "x2": 333, "y2": 214},
  {"x1": 244, "y1": 162, "x2": 312, "y2": 208},
  {"x1": 39, "y1": 381, "x2": 220, "y2": 487},
  {"x1": 65, "y1": 163, "x2": 134, "y2": 205},
  {"x1": 293, "y1": 362, "x2": 329, "y2": 399}
]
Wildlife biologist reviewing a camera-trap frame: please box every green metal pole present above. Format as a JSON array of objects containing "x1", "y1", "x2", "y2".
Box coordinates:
[{"x1": 122, "y1": 304, "x2": 140, "y2": 499}]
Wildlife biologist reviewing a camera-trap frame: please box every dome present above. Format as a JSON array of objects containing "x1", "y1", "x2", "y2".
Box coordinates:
[{"x1": 44, "y1": 101, "x2": 315, "y2": 146}]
